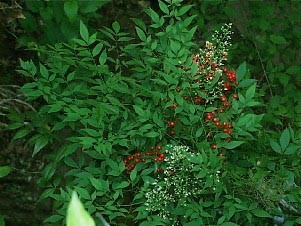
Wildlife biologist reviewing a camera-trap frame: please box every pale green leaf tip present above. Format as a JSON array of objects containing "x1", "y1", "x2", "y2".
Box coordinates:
[{"x1": 67, "y1": 191, "x2": 95, "y2": 226}]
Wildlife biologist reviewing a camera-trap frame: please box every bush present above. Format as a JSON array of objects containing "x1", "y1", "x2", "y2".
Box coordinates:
[{"x1": 10, "y1": 1, "x2": 301, "y2": 225}]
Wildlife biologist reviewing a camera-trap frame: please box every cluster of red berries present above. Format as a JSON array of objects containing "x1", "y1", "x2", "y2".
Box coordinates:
[{"x1": 123, "y1": 146, "x2": 165, "y2": 172}]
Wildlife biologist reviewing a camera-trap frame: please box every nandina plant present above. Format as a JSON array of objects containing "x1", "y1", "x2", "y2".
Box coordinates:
[{"x1": 12, "y1": 1, "x2": 264, "y2": 225}]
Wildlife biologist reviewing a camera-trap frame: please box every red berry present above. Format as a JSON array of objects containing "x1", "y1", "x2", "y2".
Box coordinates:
[
  {"x1": 159, "y1": 153, "x2": 165, "y2": 158},
  {"x1": 157, "y1": 146, "x2": 162, "y2": 151},
  {"x1": 221, "y1": 96, "x2": 227, "y2": 102},
  {"x1": 135, "y1": 152, "x2": 141, "y2": 157},
  {"x1": 170, "y1": 130, "x2": 175, "y2": 136},
  {"x1": 224, "y1": 82, "x2": 232, "y2": 91},
  {"x1": 215, "y1": 122, "x2": 220, "y2": 127},
  {"x1": 206, "y1": 113, "x2": 213, "y2": 120},
  {"x1": 223, "y1": 68, "x2": 228, "y2": 74},
  {"x1": 219, "y1": 153, "x2": 223, "y2": 157},
  {"x1": 171, "y1": 104, "x2": 178, "y2": 109},
  {"x1": 157, "y1": 168, "x2": 163, "y2": 173},
  {"x1": 223, "y1": 122, "x2": 228, "y2": 127},
  {"x1": 219, "y1": 108, "x2": 224, "y2": 113},
  {"x1": 151, "y1": 146, "x2": 155, "y2": 150},
  {"x1": 213, "y1": 118, "x2": 219, "y2": 122},
  {"x1": 135, "y1": 158, "x2": 140, "y2": 163},
  {"x1": 154, "y1": 157, "x2": 158, "y2": 162},
  {"x1": 223, "y1": 102, "x2": 230, "y2": 107},
  {"x1": 123, "y1": 159, "x2": 128, "y2": 164},
  {"x1": 169, "y1": 122, "x2": 175, "y2": 127},
  {"x1": 233, "y1": 94, "x2": 238, "y2": 99},
  {"x1": 176, "y1": 87, "x2": 181, "y2": 92},
  {"x1": 184, "y1": 96, "x2": 189, "y2": 100},
  {"x1": 211, "y1": 144, "x2": 217, "y2": 150},
  {"x1": 142, "y1": 158, "x2": 146, "y2": 162}
]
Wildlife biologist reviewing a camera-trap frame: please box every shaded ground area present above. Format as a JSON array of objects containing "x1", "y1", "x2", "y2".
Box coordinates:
[{"x1": 0, "y1": 138, "x2": 50, "y2": 226}]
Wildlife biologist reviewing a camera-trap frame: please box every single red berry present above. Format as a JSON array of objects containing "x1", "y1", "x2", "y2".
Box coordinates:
[
  {"x1": 157, "y1": 146, "x2": 162, "y2": 151},
  {"x1": 195, "y1": 98, "x2": 202, "y2": 104},
  {"x1": 215, "y1": 122, "x2": 220, "y2": 127},
  {"x1": 184, "y1": 96, "x2": 189, "y2": 100},
  {"x1": 227, "y1": 124, "x2": 233, "y2": 129},
  {"x1": 170, "y1": 130, "x2": 175, "y2": 136},
  {"x1": 233, "y1": 94, "x2": 238, "y2": 99},
  {"x1": 223, "y1": 102, "x2": 230, "y2": 107},
  {"x1": 135, "y1": 152, "x2": 141, "y2": 157},
  {"x1": 151, "y1": 146, "x2": 155, "y2": 150},
  {"x1": 123, "y1": 159, "x2": 128, "y2": 164},
  {"x1": 142, "y1": 158, "x2": 146, "y2": 162},
  {"x1": 223, "y1": 68, "x2": 228, "y2": 74},
  {"x1": 159, "y1": 153, "x2": 165, "y2": 158},
  {"x1": 213, "y1": 118, "x2": 219, "y2": 122},
  {"x1": 135, "y1": 158, "x2": 140, "y2": 163},
  {"x1": 219, "y1": 153, "x2": 223, "y2": 157},
  {"x1": 219, "y1": 108, "x2": 224, "y2": 113},
  {"x1": 211, "y1": 144, "x2": 217, "y2": 150},
  {"x1": 169, "y1": 122, "x2": 175, "y2": 127},
  {"x1": 206, "y1": 113, "x2": 213, "y2": 120},
  {"x1": 221, "y1": 96, "x2": 227, "y2": 102},
  {"x1": 176, "y1": 87, "x2": 181, "y2": 92},
  {"x1": 223, "y1": 122, "x2": 228, "y2": 127},
  {"x1": 154, "y1": 157, "x2": 158, "y2": 162}
]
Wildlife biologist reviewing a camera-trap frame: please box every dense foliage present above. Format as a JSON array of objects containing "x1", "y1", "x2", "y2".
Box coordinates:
[{"x1": 1, "y1": 0, "x2": 301, "y2": 226}]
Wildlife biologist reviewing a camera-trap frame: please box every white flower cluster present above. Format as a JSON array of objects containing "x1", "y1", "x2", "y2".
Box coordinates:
[{"x1": 144, "y1": 145, "x2": 221, "y2": 222}]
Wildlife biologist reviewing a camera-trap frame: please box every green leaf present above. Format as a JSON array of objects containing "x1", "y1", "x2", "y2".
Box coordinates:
[
  {"x1": 112, "y1": 21, "x2": 120, "y2": 33},
  {"x1": 223, "y1": 141, "x2": 244, "y2": 149},
  {"x1": 252, "y1": 209, "x2": 271, "y2": 218},
  {"x1": 270, "y1": 138, "x2": 281, "y2": 154},
  {"x1": 135, "y1": 26, "x2": 146, "y2": 41},
  {"x1": 145, "y1": 131, "x2": 159, "y2": 138},
  {"x1": 0, "y1": 166, "x2": 11, "y2": 178},
  {"x1": 220, "y1": 223, "x2": 240, "y2": 226},
  {"x1": 280, "y1": 128, "x2": 290, "y2": 150},
  {"x1": 133, "y1": 105, "x2": 145, "y2": 117},
  {"x1": 64, "y1": 0, "x2": 78, "y2": 21},
  {"x1": 33, "y1": 136, "x2": 49, "y2": 156},
  {"x1": 270, "y1": 35, "x2": 287, "y2": 44},
  {"x1": 113, "y1": 181, "x2": 129, "y2": 189},
  {"x1": 92, "y1": 43, "x2": 103, "y2": 56},
  {"x1": 286, "y1": 65, "x2": 301, "y2": 75},
  {"x1": 80, "y1": 20, "x2": 89, "y2": 43},
  {"x1": 98, "y1": 49, "x2": 107, "y2": 64},
  {"x1": 130, "y1": 168, "x2": 137, "y2": 181},
  {"x1": 158, "y1": 0, "x2": 169, "y2": 15},
  {"x1": 45, "y1": 215, "x2": 64, "y2": 223},
  {"x1": 177, "y1": 5, "x2": 193, "y2": 17},
  {"x1": 284, "y1": 145, "x2": 299, "y2": 155},
  {"x1": 67, "y1": 191, "x2": 95, "y2": 226},
  {"x1": 236, "y1": 62, "x2": 246, "y2": 83},
  {"x1": 245, "y1": 83, "x2": 256, "y2": 99},
  {"x1": 39, "y1": 64, "x2": 49, "y2": 79},
  {"x1": 14, "y1": 128, "x2": 30, "y2": 140}
]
